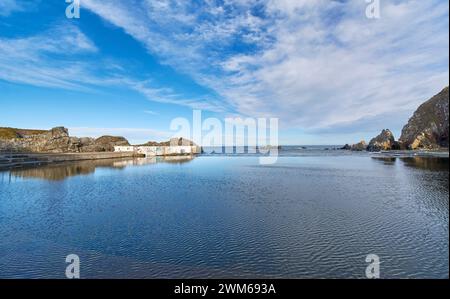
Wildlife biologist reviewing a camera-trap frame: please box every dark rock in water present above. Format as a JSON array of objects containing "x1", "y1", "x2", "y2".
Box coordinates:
[
  {"x1": 341, "y1": 141, "x2": 367, "y2": 151},
  {"x1": 399, "y1": 87, "x2": 449, "y2": 150},
  {"x1": 367, "y1": 129, "x2": 396, "y2": 152},
  {"x1": 351, "y1": 140, "x2": 367, "y2": 151}
]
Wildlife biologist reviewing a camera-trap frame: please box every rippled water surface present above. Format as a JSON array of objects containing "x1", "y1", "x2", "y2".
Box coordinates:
[{"x1": 0, "y1": 153, "x2": 448, "y2": 278}]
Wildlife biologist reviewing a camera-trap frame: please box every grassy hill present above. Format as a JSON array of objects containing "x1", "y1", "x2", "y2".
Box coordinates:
[{"x1": 0, "y1": 127, "x2": 47, "y2": 139}]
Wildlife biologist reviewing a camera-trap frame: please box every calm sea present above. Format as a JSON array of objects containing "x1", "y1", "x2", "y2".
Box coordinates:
[{"x1": 0, "y1": 147, "x2": 448, "y2": 278}]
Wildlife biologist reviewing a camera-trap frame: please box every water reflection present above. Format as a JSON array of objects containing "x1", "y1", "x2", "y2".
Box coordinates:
[
  {"x1": 371, "y1": 157, "x2": 397, "y2": 166},
  {"x1": 401, "y1": 157, "x2": 449, "y2": 171},
  {"x1": 372, "y1": 156, "x2": 449, "y2": 171},
  {"x1": 6, "y1": 156, "x2": 195, "y2": 181},
  {"x1": 372, "y1": 156, "x2": 449, "y2": 194}
]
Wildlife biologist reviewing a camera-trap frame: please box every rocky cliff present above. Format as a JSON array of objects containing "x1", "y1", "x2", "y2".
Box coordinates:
[
  {"x1": 0, "y1": 127, "x2": 130, "y2": 153},
  {"x1": 367, "y1": 129, "x2": 400, "y2": 152},
  {"x1": 399, "y1": 87, "x2": 449, "y2": 150}
]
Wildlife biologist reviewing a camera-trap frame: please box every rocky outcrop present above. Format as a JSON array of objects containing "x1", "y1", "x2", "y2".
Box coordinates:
[
  {"x1": 0, "y1": 127, "x2": 130, "y2": 153},
  {"x1": 142, "y1": 137, "x2": 196, "y2": 147},
  {"x1": 0, "y1": 127, "x2": 72, "y2": 153},
  {"x1": 79, "y1": 136, "x2": 130, "y2": 152},
  {"x1": 399, "y1": 87, "x2": 449, "y2": 150},
  {"x1": 367, "y1": 129, "x2": 397, "y2": 152},
  {"x1": 351, "y1": 140, "x2": 367, "y2": 151},
  {"x1": 341, "y1": 141, "x2": 367, "y2": 151}
]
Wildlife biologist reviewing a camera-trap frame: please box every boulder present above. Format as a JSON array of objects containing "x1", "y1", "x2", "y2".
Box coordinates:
[
  {"x1": 340, "y1": 144, "x2": 352, "y2": 150},
  {"x1": 351, "y1": 140, "x2": 367, "y2": 151},
  {"x1": 367, "y1": 129, "x2": 396, "y2": 152},
  {"x1": 399, "y1": 87, "x2": 449, "y2": 150},
  {"x1": 40, "y1": 127, "x2": 72, "y2": 153}
]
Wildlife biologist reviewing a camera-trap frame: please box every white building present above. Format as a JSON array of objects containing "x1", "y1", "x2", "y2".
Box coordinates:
[{"x1": 114, "y1": 145, "x2": 200, "y2": 157}]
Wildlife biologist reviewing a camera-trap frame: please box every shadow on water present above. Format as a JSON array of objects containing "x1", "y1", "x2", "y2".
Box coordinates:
[
  {"x1": 400, "y1": 157, "x2": 449, "y2": 171},
  {"x1": 372, "y1": 156, "x2": 449, "y2": 195},
  {"x1": 371, "y1": 157, "x2": 397, "y2": 166},
  {"x1": 372, "y1": 156, "x2": 449, "y2": 171},
  {"x1": 3, "y1": 156, "x2": 195, "y2": 181}
]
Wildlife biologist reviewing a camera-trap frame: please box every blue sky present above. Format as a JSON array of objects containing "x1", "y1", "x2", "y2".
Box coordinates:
[{"x1": 0, "y1": 0, "x2": 448, "y2": 145}]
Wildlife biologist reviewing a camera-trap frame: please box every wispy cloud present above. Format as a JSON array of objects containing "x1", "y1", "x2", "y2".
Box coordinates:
[
  {"x1": 143, "y1": 110, "x2": 159, "y2": 115},
  {"x1": 0, "y1": 0, "x2": 25, "y2": 16},
  {"x1": 0, "y1": 24, "x2": 99, "y2": 89},
  {"x1": 82, "y1": 0, "x2": 449, "y2": 132},
  {"x1": 1, "y1": 1, "x2": 448, "y2": 135},
  {"x1": 127, "y1": 79, "x2": 226, "y2": 112},
  {"x1": 0, "y1": 21, "x2": 224, "y2": 111}
]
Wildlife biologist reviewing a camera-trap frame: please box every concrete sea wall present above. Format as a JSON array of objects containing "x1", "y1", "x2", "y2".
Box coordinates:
[{"x1": 0, "y1": 152, "x2": 142, "y2": 170}]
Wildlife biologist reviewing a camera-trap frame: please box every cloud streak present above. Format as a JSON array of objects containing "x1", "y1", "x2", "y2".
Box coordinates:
[
  {"x1": 1, "y1": 1, "x2": 448, "y2": 136},
  {"x1": 0, "y1": 21, "x2": 223, "y2": 111},
  {"x1": 82, "y1": 0, "x2": 449, "y2": 132},
  {"x1": 0, "y1": 24, "x2": 100, "y2": 90},
  {"x1": 0, "y1": 0, "x2": 25, "y2": 16}
]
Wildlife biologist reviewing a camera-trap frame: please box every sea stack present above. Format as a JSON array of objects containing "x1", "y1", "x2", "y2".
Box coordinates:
[{"x1": 367, "y1": 129, "x2": 398, "y2": 152}]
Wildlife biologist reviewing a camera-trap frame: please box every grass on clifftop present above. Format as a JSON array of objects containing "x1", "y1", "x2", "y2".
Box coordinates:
[{"x1": 0, "y1": 127, "x2": 47, "y2": 139}]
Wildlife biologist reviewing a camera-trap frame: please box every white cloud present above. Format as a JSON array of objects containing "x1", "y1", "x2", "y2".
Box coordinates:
[
  {"x1": 82, "y1": 0, "x2": 449, "y2": 133},
  {"x1": 0, "y1": 0, "x2": 24, "y2": 16},
  {"x1": 0, "y1": 24, "x2": 98, "y2": 89},
  {"x1": 0, "y1": 22, "x2": 223, "y2": 111},
  {"x1": 143, "y1": 110, "x2": 159, "y2": 115}
]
